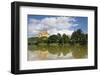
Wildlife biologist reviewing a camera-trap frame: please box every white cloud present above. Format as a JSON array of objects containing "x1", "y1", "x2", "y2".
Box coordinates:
[
  {"x1": 48, "y1": 29, "x2": 73, "y2": 36},
  {"x1": 28, "y1": 16, "x2": 78, "y2": 37}
]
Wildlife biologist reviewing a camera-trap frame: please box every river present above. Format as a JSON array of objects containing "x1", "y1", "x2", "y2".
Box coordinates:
[{"x1": 28, "y1": 44, "x2": 87, "y2": 61}]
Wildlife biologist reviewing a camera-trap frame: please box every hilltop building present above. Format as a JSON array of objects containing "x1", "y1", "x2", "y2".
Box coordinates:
[{"x1": 39, "y1": 31, "x2": 49, "y2": 37}]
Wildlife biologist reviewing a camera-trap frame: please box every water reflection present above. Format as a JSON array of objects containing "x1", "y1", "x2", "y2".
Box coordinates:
[{"x1": 28, "y1": 44, "x2": 87, "y2": 61}]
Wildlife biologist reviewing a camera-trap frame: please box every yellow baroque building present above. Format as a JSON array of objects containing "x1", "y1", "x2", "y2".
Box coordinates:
[{"x1": 39, "y1": 31, "x2": 49, "y2": 37}]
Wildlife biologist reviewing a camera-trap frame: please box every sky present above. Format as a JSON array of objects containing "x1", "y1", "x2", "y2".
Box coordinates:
[{"x1": 27, "y1": 15, "x2": 88, "y2": 38}]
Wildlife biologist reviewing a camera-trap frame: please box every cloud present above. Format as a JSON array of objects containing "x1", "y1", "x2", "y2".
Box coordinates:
[
  {"x1": 48, "y1": 29, "x2": 73, "y2": 36},
  {"x1": 28, "y1": 16, "x2": 78, "y2": 37}
]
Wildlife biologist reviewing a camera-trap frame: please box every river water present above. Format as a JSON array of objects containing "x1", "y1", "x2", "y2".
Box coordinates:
[{"x1": 28, "y1": 44, "x2": 88, "y2": 61}]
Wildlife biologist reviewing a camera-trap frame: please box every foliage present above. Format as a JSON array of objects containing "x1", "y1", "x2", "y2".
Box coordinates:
[
  {"x1": 47, "y1": 35, "x2": 59, "y2": 43},
  {"x1": 62, "y1": 33, "x2": 70, "y2": 43},
  {"x1": 28, "y1": 37, "x2": 39, "y2": 45},
  {"x1": 71, "y1": 29, "x2": 87, "y2": 45},
  {"x1": 28, "y1": 29, "x2": 87, "y2": 45},
  {"x1": 39, "y1": 36, "x2": 48, "y2": 43}
]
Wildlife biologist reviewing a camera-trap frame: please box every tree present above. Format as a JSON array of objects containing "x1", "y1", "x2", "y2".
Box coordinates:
[
  {"x1": 71, "y1": 29, "x2": 87, "y2": 45},
  {"x1": 57, "y1": 33, "x2": 62, "y2": 44},
  {"x1": 80, "y1": 34, "x2": 88, "y2": 44},
  {"x1": 71, "y1": 29, "x2": 82, "y2": 42},
  {"x1": 62, "y1": 33, "x2": 70, "y2": 44},
  {"x1": 57, "y1": 33, "x2": 61, "y2": 38},
  {"x1": 71, "y1": 29, "x2": 82, "y2": 41},
  {"x1": 28, "y1": 37, "x2": 39, "y2": 45},
  {"x1": 39, "y1": 36, "x2": 48, "y2": 43},
  {"x1": 47, "y1": 35, "x2": 59, "y2": 43}
]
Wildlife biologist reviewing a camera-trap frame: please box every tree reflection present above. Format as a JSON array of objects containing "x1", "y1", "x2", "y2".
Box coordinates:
[{"x1": 28, "y1": 44, "x2": 88, "y2": 60}]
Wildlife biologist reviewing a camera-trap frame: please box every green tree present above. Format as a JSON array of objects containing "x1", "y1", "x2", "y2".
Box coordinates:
[
  {"x1": 47, "y1": 35, "x2": 59, "y2": 43},
  {"x1": 28, "y1": 37, "x2": 39, "y2": 45},
  {"x1": 57, "y1": 33, "x2": 63, "y2": 44},
  {"x1": 39, "y1": 36, "x2": 48, "y2": 43},
  {"x1": 62, "y1": 33, "x2": 70, "y2": 44},
  {"x1": 71, "y1": 29, "x2": 87, "y2": 44}
]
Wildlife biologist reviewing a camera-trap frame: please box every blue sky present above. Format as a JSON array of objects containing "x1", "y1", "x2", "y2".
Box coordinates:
[{"x1": 28, "y1": 15, "x2": 88, "y2": 37}]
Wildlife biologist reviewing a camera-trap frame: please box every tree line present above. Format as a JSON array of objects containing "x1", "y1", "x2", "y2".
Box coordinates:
[{"x1": 28, "y1": 29, "x2": 87, "y2": 45}]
